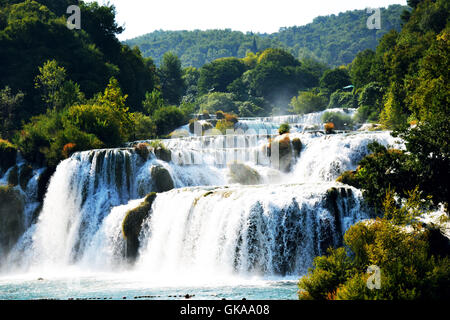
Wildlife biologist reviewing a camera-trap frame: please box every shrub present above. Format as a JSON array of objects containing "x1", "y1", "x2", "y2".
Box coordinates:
[
  {"x1": 278, "y1": 123, "x2": 290, "y2": 135},
  {"x1": 216, "y1": 119, "x2": 235, "y2": 134},
  {"x1": 324, "y1": 122, "x2": 335, "y2": 134},
  {"x1": 224, "y1": 113, "x2": 238, "y2": 124},
  {"x1": 336, "y1": 170, "x2": 359, "y2": 188},
  {"x1": 153, "y1": 106, "x2": 186, "y2": 136},
  {"x1": 299, "y1": 217, "x2": 450, "y2": 300},
  {"x1": 352, "y1": 142, "x2": 412, "y2": 213},
  {"x1": 67, "y1": 104, "x2": 123, "y2": 147},
  {"x1": 328, "y1": 90, "x2": 357, "y2": 109},
  {"x1": 321, "y1": 111, "x2": 354, "y2": 130},
  {"x1": 290, "y1": 91, "x2": 328, "y2": 115},
  {"x1": 131, "y1": 112, "x2": 157, "y2": 141},
  {"x1": 62, "y1": 143, "x2": 77, "y2": 159},
  {"x1": 215, "y1": 110, "x2": 225, "y2": 119}
]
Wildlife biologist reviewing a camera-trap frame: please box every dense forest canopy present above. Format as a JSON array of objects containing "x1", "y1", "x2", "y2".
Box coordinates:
[{"x1": 125, "y1": 5, "x2": 407, "y2": 68}]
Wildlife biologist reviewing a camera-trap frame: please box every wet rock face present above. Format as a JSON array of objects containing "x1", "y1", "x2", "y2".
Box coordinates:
[
  {"x1": 228, "y1": 162, "x2": 262, "y2": 185},
  {"x1": 0, "y1": 186, "x2": 25, "y2": 255},
  {"x1": 0, "y1": 144, "x2": 16, "y2": 174},
  {"x1": 150, "y1": 165, "x2": 174, "y2": 193},
  {"x1": 269, "y1": 134, "x2": 293, "y2": 172},
  {"x1": 122, "y1": 192, "x2": 157, "y2": 261},
  {"x1": 154, "y1": 147, "x2": 171, "y2": 162}
]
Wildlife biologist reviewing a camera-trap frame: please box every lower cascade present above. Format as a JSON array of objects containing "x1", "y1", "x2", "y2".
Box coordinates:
[
  {"x1": 0, "y1": 125, "x2": 399, "y2": 280},
  {"x1": 135, "y1": 184, "x2": 368, "y2": 278}
]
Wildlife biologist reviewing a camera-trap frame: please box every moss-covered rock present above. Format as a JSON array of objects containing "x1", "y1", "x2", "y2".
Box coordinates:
[
  {"x1": 134, "y1": 143, "x2": 150, "y2": 161},
  {"x1": 228, "y1": 162, "x2": 262, "y2": 185},
  {"x1": 154, "y1": 147, "x2": 171, "y2": 162},
  {"x1": 268, "y1": 134, "x2": 293, "y2": 172},
  {"x1": 7, "y1": 165, "x2": 19, "y2": 186},
  {"x1": 19, "y1": 164, "x2": 34, "y2": 190},
  {"x1": 151, "y1": 165, "x2": 174, "y2": 192},
  {"x1": 0, "y1": 139, "x2": 17, "y2": 173},
  {"x1": 122, "y1": 192, "x2": 157, "y2": 261},
  {"x1": 0, "y1": 186, "x2": 25, "y2": 254}
]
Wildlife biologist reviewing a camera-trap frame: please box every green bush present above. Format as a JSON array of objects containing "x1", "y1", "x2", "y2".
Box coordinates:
[
  {"x1": 216, "y1": 119, "x2": 235, "y2": 134},
  {"x1": 321, "y1": 111, "x2": 354, "y2": 130},
  {"x1": 278, "y1": 123, "x2": 290, "y2": 135},
  {"x1": 131, "y1": 112, "x2": 157, "y2": 141},
  {"x1": 299, "y1": 217, "x2": 450, "y2": 300},
  {"x1": 153, "y1": 106, "x2": 187, "y2": 136},
  {"x1": 328, "y1": 90, "x2": 357, "y2": 109},
  {"x1": 290, "y1": 91, "x2": 328, "y2": 115}
]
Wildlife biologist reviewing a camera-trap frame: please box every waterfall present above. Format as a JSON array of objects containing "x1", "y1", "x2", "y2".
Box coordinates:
[
  {"x1": 135, "y1": 183, "x2": 368, "y2": 279},
  {"x1": 0, "y1": 111, "x2": 402, "y2": 279}
]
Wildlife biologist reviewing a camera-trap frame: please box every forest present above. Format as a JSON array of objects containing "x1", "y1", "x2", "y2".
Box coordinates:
[
  {"x1": 0, "y1": 0, "x2": 449, "y2": 300},
  {"x1": 125, "y1": 5, "x2": 407, "y2": 68}
]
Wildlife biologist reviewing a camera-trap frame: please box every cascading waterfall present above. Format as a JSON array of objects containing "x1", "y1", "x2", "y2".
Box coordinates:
[
  {"x1": 135, "y1": 183, "x2": 367, "y2": 279},
  {"x1": 0, "y1": 112, "x2": 402, "y2": 282}
]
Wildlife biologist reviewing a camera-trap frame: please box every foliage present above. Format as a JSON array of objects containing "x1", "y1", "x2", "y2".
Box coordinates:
[
  {"x1": 126, "y1": 6, "x2": 406, "y2": 68},
  {"x1": 34, "y1": 59, "x2": 84, "y2": 111},
  {"x1": 158, "y1": 52, "x2": 185, "y2": 105},
  {"x1": 324, "y1": 122, "x2": 335, "y2": 134},
  {"x1": 278, "y1": 123, "x2": 290, "y2": 135},
  {"x1": 197, "y1": 92, "x2": 238, "y2": 114},
  {"x1": 319, "y1": 68, "x2": 351, "y2": 94},
  {"x1": 0, "y1": 0, "x2": 158, "y2": 125},
  {"x1": 131, "y1": 112, "x2": 157, "y2": 141},
  {"x1": 153, "y1": 106, "x2": 186, "y2": 136},
  {"x1": 299, "y1": 212, "x2": 450, "y2": 300},
  {"x1": 236, "y1": 101, "x2": 264, "y2": 117},
  {"x1": 321, "y1": 112, "x2": 354, "y2": 130},
  {"x1": 216, "y1": 119, "x2": 235, "y2": 134},
  {"x1": 0, "y1": 86, "x2": 24, "y2": 139},
  {"x1": 328, "y1": 90, "x2": 357, "y2": 109},
  {"x1": 393, "y1": 116, "x2": 450, "y2": 209},
  {"x1": 142, "y1": 89, "x2": 165, "y2": 116},
  {"x1": 290, "y1": 91, "x2": 328, "y2": 115},
  {"x1": 355, "y1": 82, "x2": 386, "y2": 123},
  {"x1": 198, "y1": 57, "x2": 246, "y2": 95}
]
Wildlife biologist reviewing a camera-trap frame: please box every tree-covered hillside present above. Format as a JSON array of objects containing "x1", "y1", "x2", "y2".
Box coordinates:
[{"x1": 126, "y1": 5, "x2": 407, "y2": 68}]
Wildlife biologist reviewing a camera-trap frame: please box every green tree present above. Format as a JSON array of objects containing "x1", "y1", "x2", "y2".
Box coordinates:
[
  {"x1": 142, "y1": 89, "x2": 165, "y2": 116},
  {"x1": 158, "y1": 52, "x2": 185, "y2": 105},
  {"x1": 319, "y1": 68, "x2": 352, "y2": 94},
  {"x1": 290, "y1": 91, "x2": 328, "y2": 115},
  {"x1": 198, "y1": 57, "x2": 246, "y2": 94},
  {"x1": 349, "y1": 49, "x2": 376, "y2": 89},
  {"x1": 0, "y1": 86, "x2": 24, "y2": 139}
]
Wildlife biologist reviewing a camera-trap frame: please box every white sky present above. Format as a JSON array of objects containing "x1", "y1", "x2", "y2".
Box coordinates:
[{"x1": 88, "y1": 0, "x2": 407, "y2": 40}]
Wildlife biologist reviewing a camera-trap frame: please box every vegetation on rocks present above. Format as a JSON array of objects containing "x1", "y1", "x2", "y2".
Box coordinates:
[{"x1": 122, "y1": 192, "x2": 157, "y2": 260}]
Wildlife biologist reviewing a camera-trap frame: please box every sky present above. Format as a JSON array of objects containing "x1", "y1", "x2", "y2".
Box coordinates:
[{"x1": 88, "y1": 0, "x2": 407, "y2": 40}]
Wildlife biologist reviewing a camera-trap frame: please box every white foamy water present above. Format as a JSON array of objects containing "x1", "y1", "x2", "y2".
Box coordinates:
[{"x1": 0, "y1": 110, "x2": 403, "y2": 299}]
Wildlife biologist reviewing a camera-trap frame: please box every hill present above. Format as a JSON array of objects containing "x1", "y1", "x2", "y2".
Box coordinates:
[{"x1": 125, "y1": 5, "x2": 408, "y2": 68}]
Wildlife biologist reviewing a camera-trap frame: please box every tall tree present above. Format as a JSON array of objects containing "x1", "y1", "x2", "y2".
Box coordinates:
[{"x1": 158, "y1": 52, "x2": 185, "y2": 105}]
